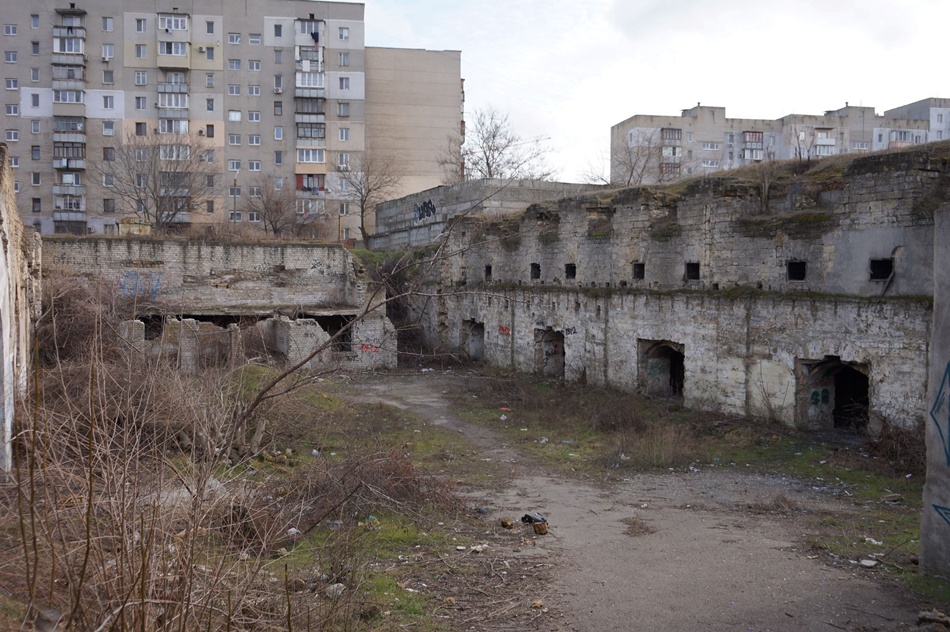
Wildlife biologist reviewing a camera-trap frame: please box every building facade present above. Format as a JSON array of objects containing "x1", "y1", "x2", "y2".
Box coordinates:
[
  {"x1": 0, "y1": 1, "x2": 461, "y2": 240},
  {"x1": 610, "y1": 101, "x2": 940, "y2": 186}
]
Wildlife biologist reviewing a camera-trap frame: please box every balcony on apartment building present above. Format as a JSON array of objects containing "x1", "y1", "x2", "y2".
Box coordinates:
[{"x1": 53, "y1": 158, "x2": 86, "y2": 170}]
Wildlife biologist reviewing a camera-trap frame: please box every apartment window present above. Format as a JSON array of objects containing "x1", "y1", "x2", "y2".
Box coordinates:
[
  {"x1": 4, "y1": 52, "x2": 17, "y2": 63},
  {"x1": 4, "y1": 78, "x2": 17, "y2": 90},
  {"x1": 339, "y1": 76, "x2": 350, "y2": 90},
  {"x1": 274, "y1": 49, "x2": 282, "y2": 64},
  {"x1": 339, "y1": 202, "x2": 348, "y2": 216},
  {"x1": 852, "y1": 141, "x2": 869, "y2": 150},
  {"x1": 158, "y1": 118, "x2": 187, "y2": 134},
  {"x1": 31, "y1": 42, "x2": 39, "y2": 55},
  {"x1": 228, "y1": 133, "x2": 241, "y2": 145},
  {"x1": 31, "y1": 93, "x2": 41, "y2": 106},
  {"x1": 159, "y1": 15, "x2": 188, "y2": 31},
  {"x1": 338, "y1": 152, "x2": 349, "y2": 168},
  {"x1": 274, "y1": 101, "x2": 282, "y2": 115},
  {"x1": 134, "y1": 148, "x2": 147, "y2": 162},
  {"x1": 8, "y1": 156, "x2": 17, "y2": 167},
  {"x1": 228, "y1": 160, "x2": 240, "y2": 171},
  {"x1": 4, "y1": 25, "x2": 17, "y2": 36},
  {"x1": 102, "y1": 173, "x2": 114, "y2": 187},
  {"x1": 248, "y1": 134, "x2": 260, "y2": 145},
  {"x1": 4, "y1": 104, "x2": 17, "y2": 115},
  {"x1": 102, "y1": 69, "x2": 114, "y2": 84},
  {"x1": 228, "y1": 33, "x2": 240, "y2": 44},
  {"x1": 274, "y1": 177, "x2": 283, "y2": 190},
  {"x1": 702, "y1": 160, "x2": 719, "y2": 168},
  {"x1": 274, "y1": 125, "x2": 283, "y2": 140},
  {"x1": 135, "y1": 122, "x2": 147, "y2": 135},
  {"x1": 702, "y1": 142, "x2": 720, "y2": 151},
  {"x1": 248, "y1": 60, "x2": 260, "y2": 71},
  {"x1": 274, "y1": 150, "x2": 283, "y2": 165},
  {"x1": 339, "y1": 51, "x2": 349, "y2": 67},
  {"x1": 102, "y1": 17, "x2": 114, "y2": 32},
  {"x1": 204, "y1": 150, "x2": 214, "y2": 163},
  {"x1": 135, "y1": 44, "x2": 146, "y2": 58},
  {"x1": 530, "y1": 263, "x2": 540, "y2": 280},
  {"x1": 103, "y1": 120, "x2": 114, "y2": 135},
  {"x1": 685, "y1": 262, "x2": 700, "y2": 281},
  {"x1": 207, "y1": 98, "x2": 215, "y2": 111},
  {"x1": 248, "y1": 160, "x2": 261, "y2": 171},
  {"x1": 229, "y1": 110, "x2": 241, "y2": 121},
  {"x1": 339, "y1": 27, "x2": 349, "y2": 40},
  {"x1": 296, "y1": 148, "x2": 324, "y2": 163},
  {"x1": 205, "y1": 73, "x2": 214, "y2": 88},
  {"x1": 869, "y1": 258, "x2": 894, "y2": 281},
  {"x1": 135, "y1": 96, "x2": 147, "y2": 110},
  {"x1": 32, "y1": 198, "x2": 40, "y2": 212},
  {"x1": 228, "y1": 84, "x2": 240, "y2": 96},
  {"x1": 5, "y1": 129, "x2": 17, "y2": 141},
  {"x1": 939, "y1": 114, "x2": 944, "y2": 124},
  {"x1": 787, "y1": 261, "x2": 807, "y2": 281},
  {"x1": 274, "y1": 24, "x2": 282, "y2": 37},
  {"x1": 338, "y1": 102, "x2": 349, "y2": 117},
  {"x1": 159, "y1": 42, "x2": 186, "y2": 56},
  {"x1": 228, "y1": 59, "x2": 240, "y2": 70},
  {"x1": 205, "y1": 124, "x2": 214, "y2": 137},
  {"x1": 274, "y1": 74, "x2": 282, "y2": 89},
  {"x1": 229, "y1": 211, "x2": 242, "y2": 222},
  {"x1": 565, "y1": 263, "x2": 577, "y2": 279},
  {"x1": 134, "y1": 70, "x2": 147, "y2": 85},
  {"x1": 31, "y1": 172, "x2": 40, "y2": 184},
  {"x1": 206, "y1": 200, "x2": 214, "y2": 213},
  {"x1": 102, "y1": 147, "x2": 115, "y2": 162},
  {"x1": 339, "y1": 127, "x2": 349, "y2": 141},
  {"x1": 249, "y1": 33, "x2": 261, "y2": 45},
  {"x1": 228, "y1": 186, "x2": 241, "y2": 197},
  {"x1": 103, "y1": 198, "x2": 115, "y2": 213},
  {"x1": 206, "y1": 47, "x2": 214, "y2": 60},
  {"x1": 248, "y1": 84, "x2": 261, "y2": 96},
  {"x1": 206, "y1": 21, "x2": 214, "y2": 34},
  {"x1": 632, "y1": 262, "x2": 645, "y2": 280},
  {"x1": 31, "y1": 15, "x2": 39, "y2": 29},
  {"x1": 136, "y1": 18, "x2": 146, "y2": 32},
  {"x1": 30, "y1": 145, "x2": 39, "y2": 159},
  {"x1": 31, "y1": 120, "x2": 38, "y2": 133}
]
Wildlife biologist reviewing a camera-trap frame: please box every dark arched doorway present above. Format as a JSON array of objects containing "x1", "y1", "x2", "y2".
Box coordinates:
[{"x1": 639, "y1": 340, "x2": 685, "y2": 398}]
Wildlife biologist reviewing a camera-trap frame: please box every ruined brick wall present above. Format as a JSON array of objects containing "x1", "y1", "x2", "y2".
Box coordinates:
[
  {"x1": 0, "y1": 143, "x2": 41, "y2": 472},
  {"x1": 416, "y1": 146, "x2": 948, "y2": 432},
  {"x1": 41, "y1": 238, "x2": 367, "y2": 313}
]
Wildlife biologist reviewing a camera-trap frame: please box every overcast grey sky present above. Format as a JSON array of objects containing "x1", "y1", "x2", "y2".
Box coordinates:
[{"x1": 362, "y1": 0, "x2": 947, "y2": 182}]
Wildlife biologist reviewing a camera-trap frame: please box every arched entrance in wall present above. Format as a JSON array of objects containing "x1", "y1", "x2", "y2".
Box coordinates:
[
  {"x1": 797, "y1": 356, "x2": 870, "y2": 432},
  {"x1": 462, "y1": 320, "x2": 485, "y2": 361},
  {"x1": 638, "y1": 340, "x2": 685, "y2": 398},
  {"x1": 534, "y1": 328, "x2": 565, "y2": 378}
]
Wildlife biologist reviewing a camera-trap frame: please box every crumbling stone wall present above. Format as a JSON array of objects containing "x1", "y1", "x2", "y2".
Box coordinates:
[{"x1": 0, "y1": 143, "x2": 41, "y2": 473}]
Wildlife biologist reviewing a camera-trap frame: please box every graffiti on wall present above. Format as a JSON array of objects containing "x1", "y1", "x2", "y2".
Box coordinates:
[
  {"x1": 930, "y1": 362, "x2": 950, "y2": 524},
  {"x1": 413, "y1": 199, "x2": 437, "y2": 223},
  {"x1": 498, "y1": 325, "x2": 511, "y2": 337},
  {"x1": 119, "y1": 271, "x2": 162, "y2": 301},
  {"x1": 810, "y1": 389, "x2": 830, "y2": 405}
]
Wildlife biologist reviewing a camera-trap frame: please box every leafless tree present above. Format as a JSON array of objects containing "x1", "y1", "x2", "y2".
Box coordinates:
[
  {"x1": 242, "y1": 174, "x2": 313, "y2": 237},
  {"x1": 786, "y1": 124, "x2": 817, "y2": 163},
  {"x1": 94, "y1": 131, "x2": 220, "y2": 233},
  {"x1": 337, "y1": 151, "x2": 403, "y2": 241},
  {"x1": 439, "y1": 106, "x2": 555, "y2": 183},
  {"x1": 610, "y1": 129, "x2": 665, "y2": 186}
]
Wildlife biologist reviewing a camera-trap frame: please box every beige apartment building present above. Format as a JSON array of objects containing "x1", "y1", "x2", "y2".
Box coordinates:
[
  {"x1": 1, "y1": 0, "x2": 462, "y2": 240},
  {"x1": 610, "y1": 100, "x2": 939, "y2": 186}
]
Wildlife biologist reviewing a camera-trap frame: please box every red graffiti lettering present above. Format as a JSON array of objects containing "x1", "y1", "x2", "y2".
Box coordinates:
[
  {"x1": 498, "y1": 325, "x2": 512, "y2": 337},
  {"x1": 360, "y1": 344, "x2": 380, "y2": 353}
]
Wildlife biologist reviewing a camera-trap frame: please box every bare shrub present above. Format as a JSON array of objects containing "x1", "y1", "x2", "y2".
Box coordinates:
[{"x1": 863, "y1": 419, "x2": 926, "y2": 477}]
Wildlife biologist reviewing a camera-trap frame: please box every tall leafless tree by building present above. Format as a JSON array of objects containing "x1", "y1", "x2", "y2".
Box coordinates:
[
  {"x1": 610, "y1": 128, "x2": 664, "y2": 186},
  {"x1": 439, "y1": 106, "x2": 554, "y2": 183},
  {"x1": 337, "y1": 151, "x2": 402, "y2": 241},
  {"x1": 243, "y1": 174, "x2": 314, "y2": 237},
  {"x1": 94, "y1": 131, "x2": 221, "y2": 233}
]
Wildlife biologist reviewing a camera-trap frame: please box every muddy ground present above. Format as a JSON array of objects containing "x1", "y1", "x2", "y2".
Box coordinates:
[{"x1": 338, "y1": 369, "x2": 929, "y2": 631}]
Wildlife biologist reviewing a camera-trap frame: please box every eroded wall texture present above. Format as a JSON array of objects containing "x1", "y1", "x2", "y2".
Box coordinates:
[{"x1": 0, "y1": 143, "x2": 41, "y2": 473}]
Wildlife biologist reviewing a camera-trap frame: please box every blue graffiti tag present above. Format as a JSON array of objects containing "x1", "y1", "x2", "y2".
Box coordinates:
[
  {"x1": 934, "y1": 505, "x2": 950, "y2": 527},
  {"x1": 929, "y1": 361, "x2": 950, "y2": 466},
  {"x1": 119, "y1": 271, "x2": 162, "y2": 301},
  {"x1": 412, "y1": 199, "x2": 437, "y2": 223}
]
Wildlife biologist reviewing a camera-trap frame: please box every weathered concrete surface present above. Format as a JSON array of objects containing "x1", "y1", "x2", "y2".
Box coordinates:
[
  {"x1": 922, "y1": 201, "x2": 950, "y2": 575},
  {"x1": 0, "y1": 143, "x2": 40, "y2": 473}
]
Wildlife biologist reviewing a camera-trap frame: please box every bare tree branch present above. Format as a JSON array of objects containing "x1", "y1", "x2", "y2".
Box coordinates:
[
  {"x1": 337, "y1": 152, "x2": 403, "y2": 241},
  {"x1": 242, "y1": 175, "x2": 315, "y2": 237}
]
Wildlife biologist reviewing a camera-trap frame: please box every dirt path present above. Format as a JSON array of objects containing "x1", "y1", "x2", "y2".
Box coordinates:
[{"x1": 347, "y1": 370, "x2": 923, "y2": 631}]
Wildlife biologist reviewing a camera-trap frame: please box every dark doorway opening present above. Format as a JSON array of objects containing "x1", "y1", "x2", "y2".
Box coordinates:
[
  {"x1": 463, "y1": 320, "x2": 485, "y2": 361},
  {"x1": 534, "y1": 328, "x2": 565, "y2": 378},
  {"x1": 313, "y1": 314, "x2": 355, "y2": 351},
  {"x1": 638, "y1": 340, "x2": 685, "y2": 397},
  {"x1": 833, "y1": 366, "x2": 869, "y2": 431},
  {"x1": 797, "y1": 356, "x2": 870, "y2": 432}
]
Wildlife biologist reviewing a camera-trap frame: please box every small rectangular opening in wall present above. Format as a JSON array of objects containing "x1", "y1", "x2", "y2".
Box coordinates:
[
  {"x1": 313, "y1": 314, "x2": 354, "y2": 352},
  {"x1": 869, "y1": 258, "x2": 893, "y2": 280},
  {"x1": 530, "y1": 262, "x2": 541, "y2": 280},
  {"x1": 484, "y1": 264, "x2": 492, "y2": 282},
  {"x1": 787, "y1": 260, "x2": 807, "y2": 281},
  {"x1": 565, "y1": 263, "x2": 576, "y2": 279},
  {"x1": 685, "y1": 262, "x2": 700, "y2": 281},
  {"x1": 632, "y1": 262, "x2": 645, "y2": 280}
]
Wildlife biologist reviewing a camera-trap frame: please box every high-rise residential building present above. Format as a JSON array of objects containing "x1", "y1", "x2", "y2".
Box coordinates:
[
  {"x1": 610, "y1": 101, "x2": 935, "y2": 186},
  {"x1": 1, "y1": 1, "x2": 462, "y2": 239}
]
